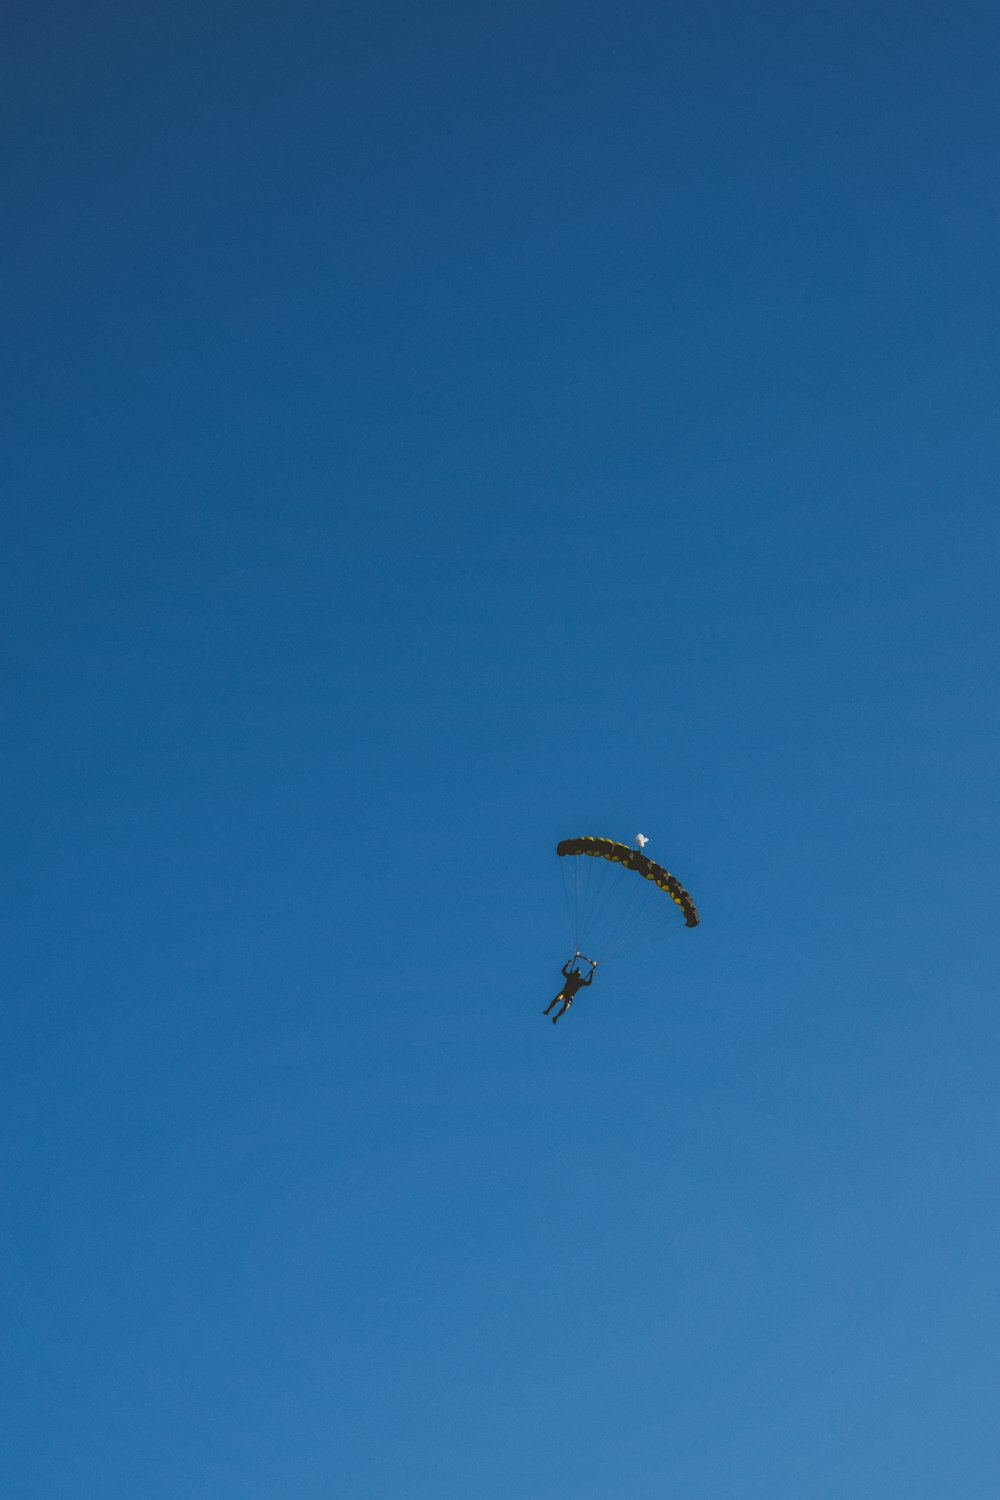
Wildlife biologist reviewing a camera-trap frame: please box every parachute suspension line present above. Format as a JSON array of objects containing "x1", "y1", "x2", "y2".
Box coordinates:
[
  {"x1": 599, "y1": 927, "x2": 678, "y2": 966},
  {"x1": 575, "y1": 858, "x2": 614, "y2": 948},
  {"x1": 569, "y1": 850, "x2": 586, "y2": 952},
  {"x1": 568, "y1": 854, "x2": 591, "y2": 954},
  {"x1": 560, "y1": 856, "x2": 579, "y2": 952},
  {"x1": 561, "y1": 850, "x2": 653, "y2": 965},
  {"x1": 566, "y1": 847, "x2": 594, "y2": 954},
  {"x1": 581, "y1": 858, "x2": 606, "y2": 956},
  {"x1": 613, "y1": 876, "x2": 687, "y2": 958},
  {"x1": 561, "y1": 848, "x2": 594, "y2": 955},
  {"x1": 590, "y1": 862, "x2": 655, "y2": 962},
  {"x1": 598, "y1": 895, "x2": 682, "y2": 963}
]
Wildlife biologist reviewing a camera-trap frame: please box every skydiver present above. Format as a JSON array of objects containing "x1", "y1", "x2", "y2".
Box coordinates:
[{"x1": 544, "y1": 955, "x2": 596, "y2": 1023}]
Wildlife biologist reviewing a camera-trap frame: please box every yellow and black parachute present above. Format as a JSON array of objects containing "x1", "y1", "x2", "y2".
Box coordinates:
[{"x1": 557, "y1": 835, "x2": 699, "y2": 963}]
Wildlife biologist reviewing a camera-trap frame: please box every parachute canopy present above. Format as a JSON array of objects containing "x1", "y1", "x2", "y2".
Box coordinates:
[{"x1": 557, "y1": 836, "x2": 699, "y2": 963}]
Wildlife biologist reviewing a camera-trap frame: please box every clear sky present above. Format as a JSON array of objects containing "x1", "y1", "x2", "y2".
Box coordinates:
[{"x1": 3, "y1": 2, "x2": 999, "y2": 1496}]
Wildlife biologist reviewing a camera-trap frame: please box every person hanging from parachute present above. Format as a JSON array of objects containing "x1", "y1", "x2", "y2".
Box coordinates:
[
  {"x1": 546, "y1": 833, "x2": 699, "y2": 1026},
  {"x1": 544, "y1": 952, "x2": 598, "y2": 1024}
]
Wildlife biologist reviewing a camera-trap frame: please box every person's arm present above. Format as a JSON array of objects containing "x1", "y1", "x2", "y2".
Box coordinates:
[
  {"x1": 582, "y1": 968, "x2": 595, "y2": 986},
  {"x1": 562, "y1": 961, "x2": 573, "y2": 979}
]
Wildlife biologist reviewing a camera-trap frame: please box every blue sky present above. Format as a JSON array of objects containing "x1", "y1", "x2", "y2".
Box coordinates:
[{"x1": 3, "y1": 2, "x2": 999, "y2": 1495}]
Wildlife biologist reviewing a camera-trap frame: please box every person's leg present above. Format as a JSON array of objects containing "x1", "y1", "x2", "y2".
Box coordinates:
[
  {"x1": 544, "y1": 991, "x2": 565, "y2": 1015},
  {"x1": 552, "y1": 997, "x2": 572, "y2": 1023}
]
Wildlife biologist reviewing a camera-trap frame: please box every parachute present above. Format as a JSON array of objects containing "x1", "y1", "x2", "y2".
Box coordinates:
[{"x1": 557, "y1": 835, "x2": 699, "y2": 965}]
